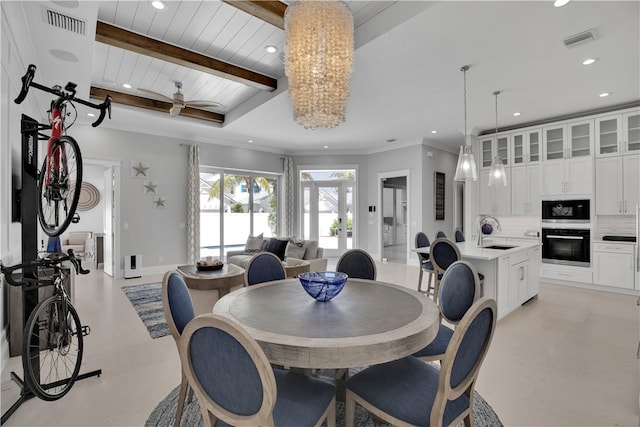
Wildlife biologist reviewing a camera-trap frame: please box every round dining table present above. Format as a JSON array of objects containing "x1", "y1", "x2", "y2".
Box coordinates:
[{"x1": 212, "y1": 278, "x2": 439, "y2": 369}]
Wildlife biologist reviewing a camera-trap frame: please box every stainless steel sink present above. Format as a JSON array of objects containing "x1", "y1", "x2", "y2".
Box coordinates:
[{"x1": 483, "y1": 245, "x2": 516, "y2": 250}]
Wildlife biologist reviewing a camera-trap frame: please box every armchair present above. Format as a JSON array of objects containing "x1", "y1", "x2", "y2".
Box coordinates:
[{"x1": 61, "y1": 231, "x2": 93, "y2": 260}]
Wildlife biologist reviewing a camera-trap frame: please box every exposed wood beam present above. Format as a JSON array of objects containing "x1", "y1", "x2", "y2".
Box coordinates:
[
  {"x1": 90, "y1": 86, "x2": 225, "y2": 124},
  {"x1": 222, "y1": 1, "x2": 286, "y2": 30},
  {"x1": 95, "y1": 21, "x2": 277, "y2": 92}
]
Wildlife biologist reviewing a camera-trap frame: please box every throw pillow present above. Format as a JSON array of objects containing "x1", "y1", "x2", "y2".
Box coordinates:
[
  {"x1": 303, "y1": 240, "x2": 319, "y2": 260},
  {"x1": 245, "y1": 233, "x2": 264, "y2": 253},
  {"x1": 265, "y1": 238, "x2": 289, "y2": 260},
  {"x1": 285, "y1": 239, "x2": 306, "y2": 260}
]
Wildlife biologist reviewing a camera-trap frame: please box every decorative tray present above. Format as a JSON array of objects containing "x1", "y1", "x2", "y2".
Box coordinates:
[{"x1": 196, "y1": 262, "x2": 224, "y2": 271}]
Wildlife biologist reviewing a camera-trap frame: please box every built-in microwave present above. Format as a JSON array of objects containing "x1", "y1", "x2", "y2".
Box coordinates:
[{"x1": 541, "y1": 199, "x2": 590, "y2": 223}]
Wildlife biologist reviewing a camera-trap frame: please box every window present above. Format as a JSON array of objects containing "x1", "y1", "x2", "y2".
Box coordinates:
[{"x1": 200, "y1": 170, "x2": 279, "y2": 259}]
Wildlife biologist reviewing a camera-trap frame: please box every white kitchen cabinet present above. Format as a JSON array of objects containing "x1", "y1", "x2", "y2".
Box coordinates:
[
  {"x1": 595, "y1": 109, "x2": 640, "y2": 157},
  {"x1": 541, "y1": 156, "x2": 593, "y2": 196},
  {"x1": 510, "y1": 258, "x2": 528, "y2": 309},
  {"x1": 512, "y1": 129, "x2": 541, "y2": 165},
  {"x1": 479, "y1": 168, "x2": 511, "y2": 215},
  {"x1": 528, "y1": 246, "x2": 541, "y2": 300},
  {"x1": 595, "y1": 153, "x2": 640, "y2": 215},
  {"x1": 543, "y1": 120, "x2": 593, "y2": 161},
  {"x1": 593, "y1": 242, "x2": 636, "y2": 289},
  {"x1": 479, "y1": 134, "x2": 510, "y2": 169},
  {"x1": 511, "y1": 164, "x2": 540, "y2": 216}
]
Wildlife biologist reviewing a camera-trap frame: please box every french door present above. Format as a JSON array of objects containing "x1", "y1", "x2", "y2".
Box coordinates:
[{"x1": 301, "y1": 181, "x2": 354, "y2": 257}]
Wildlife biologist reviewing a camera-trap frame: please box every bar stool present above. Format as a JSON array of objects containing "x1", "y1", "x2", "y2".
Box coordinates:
[
  {"x1": 430, "y1": 238, "x2": 484, "y2": 303},
  {"x1": 415, "y1": 232, "x2": 434, "y2": 293}
]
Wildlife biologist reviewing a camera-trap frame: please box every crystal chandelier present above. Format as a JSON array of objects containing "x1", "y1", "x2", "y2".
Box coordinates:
[
  {"x1": 454, "y1": 65, "x2": 478, "y2": 181},
  {"x1": 284, "y1": 0, "x2": 354, "y2": 129}
]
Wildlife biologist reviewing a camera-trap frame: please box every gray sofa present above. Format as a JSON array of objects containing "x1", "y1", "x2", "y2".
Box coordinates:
[{"x1": 227, "y1": 237, "x2": 327, "y2": 272}]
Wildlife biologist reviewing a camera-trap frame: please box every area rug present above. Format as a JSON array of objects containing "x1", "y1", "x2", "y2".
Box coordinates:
[
  {"x1": 122, "y1": 282, "x2": 169, "y2": 339},
  {"x1": 146, "y1": 380, "x2": 502, "y2": 427}
]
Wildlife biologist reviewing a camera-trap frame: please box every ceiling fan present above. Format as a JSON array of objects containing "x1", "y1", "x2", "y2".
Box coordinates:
[{"x1": 138, "y1": 82, "x2": 223, "y2": 117}]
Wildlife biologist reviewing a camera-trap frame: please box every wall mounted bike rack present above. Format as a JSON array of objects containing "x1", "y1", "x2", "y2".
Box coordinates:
[{"x1": 1, "y1": 115, "x2": 102, "y2": 425}]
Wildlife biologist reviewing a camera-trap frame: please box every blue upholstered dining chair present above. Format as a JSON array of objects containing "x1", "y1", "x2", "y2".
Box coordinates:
[
  {"x1": 162, "y1": 271, "x2": 196, "y2": 427},
  {"x1": 344, "y1": 297, "x2": 497, "y2": 427},
  {"x1": 336, "y1": 249, "x2": 377, "y2": 280},
  {"x1": 436, "y1": 230, "x2": 447, "y2": 239},
  {"x1": 415, "y1": 232, "x2": 435, "y2": 294},
  {"x1": 412, "y1": 260, "x2": 481, "y2": 363},
  {"x1": 244, "y1": 252, "x2": 286, "y2": 286},
  {"x1": 179, "y1": 313, "x2": 337, "y2": 427},
  {"x1": 427, "y1": 238, "x2": 461, "y2": 303},
  {"x1": 455, "y1": 229, "x2": 465, "y2": 242}
]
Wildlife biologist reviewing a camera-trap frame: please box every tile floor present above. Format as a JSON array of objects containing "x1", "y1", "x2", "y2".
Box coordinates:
[{"x1": 1, "y1": 259, "x2": 638, "y2": 426}]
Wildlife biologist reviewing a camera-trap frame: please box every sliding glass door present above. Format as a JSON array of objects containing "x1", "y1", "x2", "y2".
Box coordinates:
[{"x1": 200, "y1": 170, "x2": 279, "y2": 259}]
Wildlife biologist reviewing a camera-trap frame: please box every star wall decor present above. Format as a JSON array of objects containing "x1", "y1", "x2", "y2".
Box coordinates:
[
  {"x1": 143, "y1": 180, "x2": 158, "y2": 194},
  {"x1": 154, "y1": 196, "x2": 166, "y2": 209},
  {"x1": 131, "y1": 161, "x2": 150, "y2": 177}
]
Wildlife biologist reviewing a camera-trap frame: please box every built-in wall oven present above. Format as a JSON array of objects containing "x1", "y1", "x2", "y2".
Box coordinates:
[{"x1": 541, "y1": 228, "x2": 591, "y2": 267}]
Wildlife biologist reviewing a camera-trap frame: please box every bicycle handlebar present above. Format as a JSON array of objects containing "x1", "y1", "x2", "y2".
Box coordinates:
[
  {"x1": 1, "y1": 249, "x2": 89, "y2": 288},
  {"x1": 14, "y1": 64, "x2": 112, "y2": 127}
]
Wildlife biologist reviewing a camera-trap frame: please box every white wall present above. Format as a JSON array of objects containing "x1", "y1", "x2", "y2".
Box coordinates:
[{"x1": 71, "y1": 124, "x2": 285, "y2": 275}]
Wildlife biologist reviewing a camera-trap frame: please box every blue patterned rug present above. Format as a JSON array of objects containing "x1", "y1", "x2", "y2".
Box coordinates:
[{"x1": 122, "y1": 282, "x2": 169, "y2": 338}]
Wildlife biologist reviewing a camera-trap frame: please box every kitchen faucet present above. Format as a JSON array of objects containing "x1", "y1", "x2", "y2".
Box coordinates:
[{"x1": 477, "y1": 215, "x2": 502, "y2": 247}]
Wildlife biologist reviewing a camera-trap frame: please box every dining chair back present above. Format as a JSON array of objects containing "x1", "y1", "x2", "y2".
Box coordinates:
[
  {"x1": 415, "y1": 232, "x2": 434, "y2": 293},
  {"x1": 162, "y1": 271, "x2": 196, "y2": 427},
  {"x1": 412, "y1": 260, "x2": 481, "y2": 362},
  {"x1": 336, "y1": 249, "x2": 377, "y2": 280},
  {"x1": 179, "y1": 314, "x2": 337, "y2": 427},
  {"x1": 455, "y1": 229, "x2": 465, "y2": 242},
  {"x1": 244, "y1": 252, "x2": 286, "y2": 286},
  {"x1": 427, "y1": 238, "x2": 461, "y2": 302},
  {"x1": 344, "y1": 297, "x2": 497, "y2": 427}
]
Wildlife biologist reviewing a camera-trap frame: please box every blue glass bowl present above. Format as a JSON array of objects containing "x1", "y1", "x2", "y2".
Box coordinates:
[{"x1": 298, "y1": 271, "x2": 348, "y2": 302}]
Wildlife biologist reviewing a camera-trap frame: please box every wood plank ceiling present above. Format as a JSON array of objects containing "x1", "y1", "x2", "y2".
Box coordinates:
[{"x1": 91, "y1": 0, "x2": 394, "y2": 125}]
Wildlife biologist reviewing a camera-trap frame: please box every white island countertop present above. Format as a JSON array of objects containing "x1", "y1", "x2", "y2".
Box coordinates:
[{"x1": 415, "y1": 239, "x2": 541, "y2": 261}]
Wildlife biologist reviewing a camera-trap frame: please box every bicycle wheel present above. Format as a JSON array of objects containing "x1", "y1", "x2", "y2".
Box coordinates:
[
  {"x1": 38, "y1": 135, "x2": 83, "y2": 237},
  {"x1": 23, "y1": 295, "x2": 84, "y2": 400}
]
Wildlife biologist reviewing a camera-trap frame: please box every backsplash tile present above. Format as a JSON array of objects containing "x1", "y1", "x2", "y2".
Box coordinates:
[{"x1": 594, "y1": 215, "x2": 636, "y2": 239}]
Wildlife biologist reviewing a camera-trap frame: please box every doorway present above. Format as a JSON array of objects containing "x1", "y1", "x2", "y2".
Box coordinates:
[
  {"x1": 380, "y1": 174, "x2": 408, "y2": 264},
  {"x1": 300, "y1": 170, "x2": 355, "y2": 258}
]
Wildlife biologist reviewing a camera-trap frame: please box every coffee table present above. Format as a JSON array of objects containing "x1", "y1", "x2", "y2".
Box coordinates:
[{"x1": 177, "y1": 263, "x2": 244, "y2": 315}]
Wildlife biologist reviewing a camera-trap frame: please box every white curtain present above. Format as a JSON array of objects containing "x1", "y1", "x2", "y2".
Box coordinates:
[
  {"x1": 281, "y1": 157, "x2": 295, "y2": 237},
  {"x1": 187, "y1": 144, "x2": 200, "y2": 264}
]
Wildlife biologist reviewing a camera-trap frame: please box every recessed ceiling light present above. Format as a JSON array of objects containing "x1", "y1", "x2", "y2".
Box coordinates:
[
  {"x1": 151, "y1": 1, "x2": 166, "y2": 10},
  {"x1": 554, "y1": 0, "x2": 570, "y2": 7},
  {"x1": 431, "y1": 130, "x2": 437, "y2": 134},
  {"x1": 386, "y1": 138, "x2": 396, "y2": 143},
  {"x1": 513, "y1": 112, "x2": 521, "y2": 116},
  {"x1": 599, "y1": 92, "x2": 610, "y2": 98},
  {"x1": 265, "y1": 45, "x2": 277, "y2": 54},
  {"x1": 87, "y1": 112, "x2": 96, "y2": 117},
  {"x1": 323, "y1": 145, "x2": 329, "y2": 149},
  {"x1": 123, "y1": 83, "x2": 132, "y2": 89},
  {"x1": 248, "y1": 139, "x2": 254, "y2": 143},
  {"x1": 582, "y1": 58, "x2": 597, "y2": 65}
]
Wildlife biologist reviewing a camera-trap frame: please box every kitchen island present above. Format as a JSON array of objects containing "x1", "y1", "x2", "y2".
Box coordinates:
[{"x1": 416, "y1": 239, "x2": 542, "y2": 319}]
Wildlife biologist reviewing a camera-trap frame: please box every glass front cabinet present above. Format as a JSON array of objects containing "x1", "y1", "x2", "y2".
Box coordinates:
[
  {"x1": 511, "y1": 129, "x2": 541, "y2": 165},
  {"x1": 595, "y1": 109, "x2": 640, "y2": 157},
  {"x1": 479, "y1": 134, "x2": 510, "y2": 169}
]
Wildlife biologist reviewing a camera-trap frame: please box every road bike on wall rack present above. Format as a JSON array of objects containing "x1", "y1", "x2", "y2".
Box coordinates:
[
  {"x1": 0, "y1": 250, "x2": 102, "y2": 425},
  {"x1": 14, "y1": 64, "x2": 112, "y2": 237}
]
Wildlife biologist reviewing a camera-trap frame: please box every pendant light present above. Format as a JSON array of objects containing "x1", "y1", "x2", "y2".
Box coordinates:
[
  {"x1": 454, "y1": 65, "x2": 478, "y2": 181},
  {"x1": 488, "y1": 90, "x2": 508, "y2": 186}
]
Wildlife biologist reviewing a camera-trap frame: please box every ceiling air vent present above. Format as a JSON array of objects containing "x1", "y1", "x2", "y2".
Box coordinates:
[
  {"x1": 45, "y1": 8, "x2": 86, "y2": 35},
  {"x1": 563, "y1": 29, "x2": 597, "y2": 48}
]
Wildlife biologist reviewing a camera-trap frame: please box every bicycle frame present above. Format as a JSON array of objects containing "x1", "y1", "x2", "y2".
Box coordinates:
[{"x1": 45, "y1": 101, "x2": 66, "y2": 188}]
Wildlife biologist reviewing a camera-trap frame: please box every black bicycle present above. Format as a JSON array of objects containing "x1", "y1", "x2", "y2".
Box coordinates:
[
  {"x1": 14, "y1": 64, "x2": 111, "y2": 237},
  {"x1": 1, "y1": 250, "x2": 91, "y2": 401}
]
